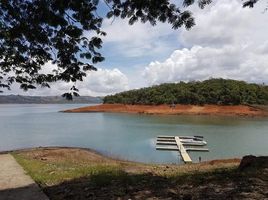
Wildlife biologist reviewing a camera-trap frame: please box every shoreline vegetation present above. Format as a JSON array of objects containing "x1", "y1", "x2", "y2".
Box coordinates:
[
  {"x1": 104, "y1": 79, "x2": 268, "y2": 106},
  {"x1": 11, "y1": 147, "x2": 268, "y2": 199},
  {"x1": 63, "y1": 79, "x2": 268, "y2": 117},
  {"x1": 63, "y1": 103, "x2": 268, "y2": 117}
]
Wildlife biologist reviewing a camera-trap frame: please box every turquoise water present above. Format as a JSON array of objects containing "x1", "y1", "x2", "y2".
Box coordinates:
[{"x1": 0, "y1": 104, "x2": 268, "y2": 164}]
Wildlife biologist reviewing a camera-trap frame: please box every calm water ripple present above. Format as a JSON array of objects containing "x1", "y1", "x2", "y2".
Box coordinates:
[{"x1": 0, "y1": 104, "x2": 268, "y2": 164}]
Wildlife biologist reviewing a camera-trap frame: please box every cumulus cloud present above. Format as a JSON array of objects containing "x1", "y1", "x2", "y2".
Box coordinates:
[
  {"x1": 180, "y1": 0, "x2": 253, "y2": 47},
  {"x1": 101, "y1": 18, "x2": 177, "y2": 57},
  {"x1": 143, "y1": 45, "x2": 268, "y2": 85},
  {"x1": 6, "y1": 64, "x2": 129, "y2": 96},
  {"x1": 77, "y1": 68, "x2": 129, "y2": 96},
  {"x1": 143, "y1": 0, "x2": 268, "y2": 85}
]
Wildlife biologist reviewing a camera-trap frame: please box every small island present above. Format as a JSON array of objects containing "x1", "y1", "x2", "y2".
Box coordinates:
[{"x1": 64, "y1": 79, "x2": 268, "y2": 117}]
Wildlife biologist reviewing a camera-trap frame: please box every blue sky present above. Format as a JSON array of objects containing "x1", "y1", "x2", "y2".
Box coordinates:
[
  {"x1": 97, "y1": 24, "x2": 182, "y2": 89},
  {"x1": 5, "y1": 0, "x2": 268, "y2": 96},
  {"x1": 96, "y1": 0, "x2": 182, "y2": 72}
]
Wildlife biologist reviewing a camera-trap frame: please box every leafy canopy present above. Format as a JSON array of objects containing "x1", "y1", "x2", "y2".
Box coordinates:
[
  {"x1": 104, "y1": 79, "x2": 268, "y2": 105},
  {"x1": 0, "y1": 0, "x2": 257, "y2": 99}
]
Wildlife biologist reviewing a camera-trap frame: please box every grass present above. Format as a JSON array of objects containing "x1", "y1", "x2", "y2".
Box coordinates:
[
  {"x1": 10, "y1": 148, "x2": 267, "y2": 199},
  {"x1": 11, "y1": 149, "x2": 239, "y2": 187},
  {"x1": 12, "y1": 152, "x2": 124, "y2": 187}
]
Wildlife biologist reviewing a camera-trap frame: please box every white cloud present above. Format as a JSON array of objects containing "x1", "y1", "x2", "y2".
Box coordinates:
[
  {"x1": 77, "y1": 68, "x2": 129, "y2": 96},
  {"x1": 143, "y1": 45, "x2": 268, "y2": 85},
  {"x1": 143, "y1": 0, "x2": 268, "y2": 85},
  {"x1": 101, "y1": 18, "x2": 178, "y2": 57},
  {"x1": 180, "y1": 0, "x2": 253, "y2": 47},
  {"x1": 5, "y1": 64, "x2": 129, "y2": 96}
]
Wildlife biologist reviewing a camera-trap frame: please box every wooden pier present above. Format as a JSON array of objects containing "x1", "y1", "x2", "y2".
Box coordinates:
[{"x1": 156, "y1": 135, "x2": 209, "y2": 164}]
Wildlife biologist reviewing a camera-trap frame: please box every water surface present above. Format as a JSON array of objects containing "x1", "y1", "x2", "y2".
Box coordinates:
[{"x1": 0, "y1": 104, "x2": 267, "y2": 164}]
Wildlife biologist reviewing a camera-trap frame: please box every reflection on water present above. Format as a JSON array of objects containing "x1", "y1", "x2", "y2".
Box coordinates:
[{"x1": 0, "y1": 104, "x2": 268, "y2": 164}]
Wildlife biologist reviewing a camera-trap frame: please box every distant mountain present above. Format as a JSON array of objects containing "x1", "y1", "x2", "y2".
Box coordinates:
[{"x1": 0, "y1": 95, "x2": 103, "y2": 104}]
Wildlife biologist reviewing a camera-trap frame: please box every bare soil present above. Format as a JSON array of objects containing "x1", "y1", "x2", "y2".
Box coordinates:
[
  {"x1": 63, "y1": 104, "x2": 268, "y2": 117},
  {"x1": 15, "y1": 147, "x2": 241, "y2": 175},
  {"x1": 13, "y1": 147, "x2": 268, "y2": 200}
]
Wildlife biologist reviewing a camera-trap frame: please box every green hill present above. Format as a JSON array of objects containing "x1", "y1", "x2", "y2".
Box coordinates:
[{"x1": 104, "y1": 79, "x2": 268, "y2": 105}]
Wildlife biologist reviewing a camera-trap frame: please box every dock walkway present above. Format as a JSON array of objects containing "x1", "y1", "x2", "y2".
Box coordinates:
[{"x1": 175, "y1": 136, "x2": 192, "y2": 163}]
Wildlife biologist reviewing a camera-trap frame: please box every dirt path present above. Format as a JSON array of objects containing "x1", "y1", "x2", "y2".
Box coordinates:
[{"x1": 0, "y1": 154, "x2": 48, "y2": 200}]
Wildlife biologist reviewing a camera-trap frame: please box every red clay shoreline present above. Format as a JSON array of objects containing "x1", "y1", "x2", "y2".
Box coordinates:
[{"x1": 63, "y1": 103, "x2": 268, "y2": 117}]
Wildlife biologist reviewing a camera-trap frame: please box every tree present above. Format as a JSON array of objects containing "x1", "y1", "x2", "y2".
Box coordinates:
[
  {"x1": 103, "y1": 79, "x2": 268, "y2": 105},
  {"x1": 242, "y1": 0, "x2": 259, "y2": 8},
  {"x1": 0, "y1": 0, "x2": 256, "y2": 99}
]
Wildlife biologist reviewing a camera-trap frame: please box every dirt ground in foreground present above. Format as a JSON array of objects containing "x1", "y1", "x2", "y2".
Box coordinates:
[
  {"x1": 13, "y1": 147, "x2": 268, "y2": 200},
  {"x1": 16, "y1": 147, "x2": 241, "y2": 175},
  {"x1": 63, "y1": 104, "x2": 268, "y2": 117}
]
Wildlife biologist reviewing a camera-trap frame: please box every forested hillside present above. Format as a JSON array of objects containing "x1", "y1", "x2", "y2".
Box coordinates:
[{"x1": 104, "y1": 79, "x2": 268, "y2": 105}]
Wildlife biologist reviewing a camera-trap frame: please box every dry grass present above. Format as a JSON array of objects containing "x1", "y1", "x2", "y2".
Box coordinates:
[
  {"x1": 12, "y1": 147, "x2": 268, "y2": 200},
  {"x1": 12, "y1": 147, "x2": 240, "y2": 186}
]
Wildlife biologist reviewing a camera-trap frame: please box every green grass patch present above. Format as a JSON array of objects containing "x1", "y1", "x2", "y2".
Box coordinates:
[{"x1": 11, "y1": 153, "x2": 124, "y2": 187}]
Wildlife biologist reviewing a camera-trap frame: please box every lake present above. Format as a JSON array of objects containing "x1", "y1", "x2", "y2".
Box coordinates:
[{"x1": 0, "y1": 104, "x2": 268, "y2": 164}]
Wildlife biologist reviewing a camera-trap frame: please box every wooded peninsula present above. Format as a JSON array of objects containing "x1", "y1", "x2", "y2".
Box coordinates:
[
  {"x1": 104, "y1": 79, "x2": 268, "y2": 106},
  {"x1": 64, "y1": 79, "x2": 268, "y2": 117}
]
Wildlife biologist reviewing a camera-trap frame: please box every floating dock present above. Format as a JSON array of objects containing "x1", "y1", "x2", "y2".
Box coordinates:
[{"x1": 156, "y1": 135, "x2": 209, "y2": 164}]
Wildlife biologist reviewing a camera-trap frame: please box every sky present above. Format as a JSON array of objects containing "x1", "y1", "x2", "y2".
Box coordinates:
[{"x1": 4, "y1": 0, "x2": 268, "y2": 96}]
